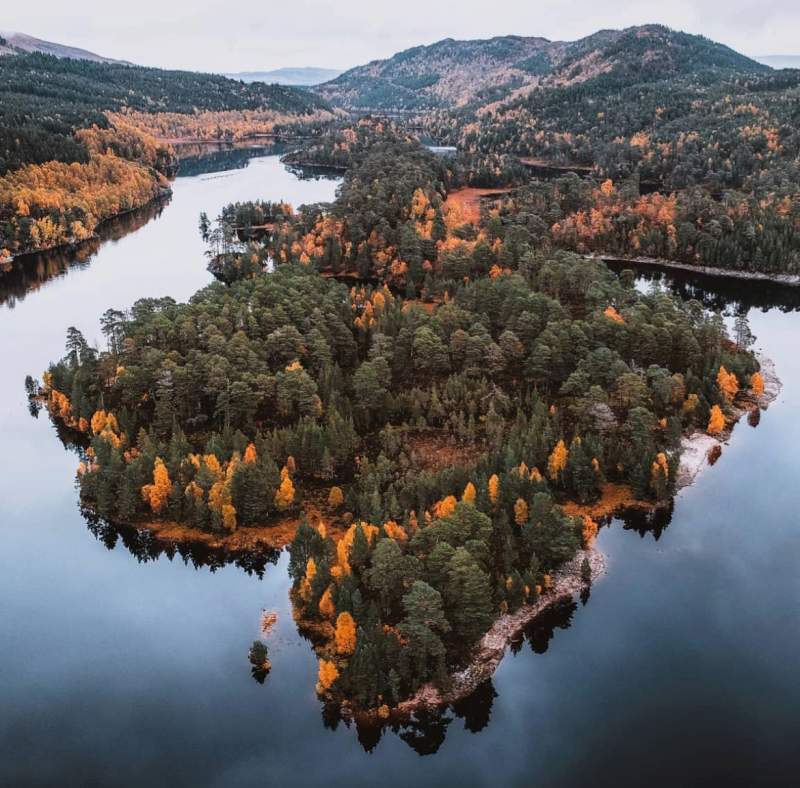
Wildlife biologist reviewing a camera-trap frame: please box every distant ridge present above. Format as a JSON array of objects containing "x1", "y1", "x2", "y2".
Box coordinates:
[
  {"x1": 754, "y1": 55, "x2": 800, "y2": 69},
  {"x1": 225, "y1": 67, "x2": 343, "y2": 86},
  {"x1": 319, "y1": 25, "x2": 770, "y2": 111},
  {"x1": 0, "y1": 30, "x2": 129, "y2": 64}
]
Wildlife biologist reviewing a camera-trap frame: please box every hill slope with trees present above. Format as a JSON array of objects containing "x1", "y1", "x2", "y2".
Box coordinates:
[
  {"x1": 0, "y1": 52, "x2": 335, "y2": 259},
  {"x1": 319, "y1": 25, "x2": 768, "y2": 111}
]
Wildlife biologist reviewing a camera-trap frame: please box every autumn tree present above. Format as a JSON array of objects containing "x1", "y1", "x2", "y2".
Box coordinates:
[
  {"x1": 707, "y1": 404, "x2": 725, "y2": 435},
  {"x1": 487, "y1": 474, "x2": 500, "y2": 507},
  {"x1": 274, "y1": 473, "x2": 295, "y2": 510},
  {"x1": 142, "y1": 457, "x2": 172, "y2": 514},
  {"x1": 316, "y1": 659, "x2": 339, "y2": 693},
  {"x1": 717, "y1": 366, "x2": 739, "y2": 403},
  {"x1": 319, "y1": 587, "x2": 336, "y2": 619},
  {"x1": 548, "y1": 440, "x2": 569, "y2": 484},
  {"x1": 335, "y1": 611, "x2": 357, "y2": 655}
]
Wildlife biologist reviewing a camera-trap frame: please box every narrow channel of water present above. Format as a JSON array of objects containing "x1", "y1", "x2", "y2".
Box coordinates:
[{"x1": 1, "y1": 154, "x2": 798, "y2": 787}]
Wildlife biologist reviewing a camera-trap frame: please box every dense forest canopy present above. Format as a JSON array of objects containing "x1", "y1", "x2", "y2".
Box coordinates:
[{"x1": 40, "y1": 122, "x2": 761, "y2": 711}]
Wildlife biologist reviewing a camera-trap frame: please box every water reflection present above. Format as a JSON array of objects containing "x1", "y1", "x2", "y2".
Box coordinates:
[
  {"x1": 606, "y1": 259, "x2": 800, "y2": 313},
  {"x1": 618, "y1": 502, "x2": 675, "y2": 541},
  {"x1": 175, "y1": 144, "x2": 280, "y2": 177},
  {"x1": 0, "y1": 198, "x2": 170, "y2": 308},
  {"x1": 82, "y1": 507, "x2": 280, "y2": 577}
]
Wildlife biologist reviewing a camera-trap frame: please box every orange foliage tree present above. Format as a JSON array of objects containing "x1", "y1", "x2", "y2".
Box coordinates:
[
  {"x1": 274, "y1": 473, "x2": 295, "y2": 510},
  {"x1": 487, "y1": 474, "x2": 500, "y2": 507},
  {"x1": 435, "y1": 495, "x2": 458, "y2": 519},
  {"x1": 316, "y1": 659, "x2": 339, "y2": 694},
  {"x1": 717, "y1": 366, "x2": 739, "y2": 402},
  {"x1": 335, "y1": 611, "x2": 357, "y2": 655},
  {"x1": 318, "y1": 587, "x2": 336, "y2": 619},
  {"x1": 548, "y1": 440, "x2": 569, "y2": 483},
  {"x1": 142, "y1": 457, "x2": 172, "y2": 514},
  {"x1": 462, "y1": 482, "x2": 477, "y2": 504},
  {"x1": 707, "y1": 405, "x2": 725, "y2": 435},
  {"x1": 243, "y1": 442, "x2": 258, "y2": 465}
]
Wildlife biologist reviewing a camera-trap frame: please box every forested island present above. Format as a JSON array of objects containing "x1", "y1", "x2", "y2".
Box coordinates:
[{"x1": 37, "y1": 116, "x2": 771, "y2": 715}]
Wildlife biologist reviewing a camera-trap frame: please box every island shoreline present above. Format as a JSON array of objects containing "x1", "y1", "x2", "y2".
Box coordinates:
[{"x1": 394, "y1": 353, "x2": 783, "y2": 716}]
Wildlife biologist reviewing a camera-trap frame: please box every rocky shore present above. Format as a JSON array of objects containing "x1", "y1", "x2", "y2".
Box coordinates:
[
  {"x1": 397, "y1": 547, "x2": 606, "y2": 713},
  {"x1": 677, "y1": 353, "x2": 782, "y2": 489},
  {"x1": 400, "y1": 354, "x2": 782, "y2": 715}
]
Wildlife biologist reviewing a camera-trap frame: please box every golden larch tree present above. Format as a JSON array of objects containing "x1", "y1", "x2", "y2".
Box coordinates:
[
  {"x1": 142, "y1": 457, "x2": 172, "y2": 514},
  {"x1": 318, "y1": 587, "x2": 336, "y2": 619},
  {"x1": 243, "y1": 442, "x2": 257, "y2": 465},
  {"x1": 462, "y1": 482, "x2": 476, "y2": 504},
  {"x1": 316, "y1": 659, "x2": 339, "y2": 694},
  {"x1": 488, "y1": 474, "x2": 500, "y2": 507},
  {"x1": 274, "y1": 475, "x2": 295, "y2": 510},
  {"x1": 717, "y1": 366, "x2": 739, "y2": 403},
  {"x1": 707, "y1": 405, "x2": 725, "y2": 435},
  {"x1": 335, "y1": 611, "x2": 357, "y2": 655},
  {"x1": 435, "y1": 495, "x2": 457, "y2": 519},
  {"x1": 548, "y1": 440, "x2": 569, "y2": 482}
]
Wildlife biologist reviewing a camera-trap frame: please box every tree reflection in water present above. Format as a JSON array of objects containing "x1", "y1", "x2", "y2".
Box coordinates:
[
  {"x1": 0, "y1": 198, "x2": 170, "y2": 309},
  {"x1": 82, "y1": 506, "x2": 280, "y2": 577}
]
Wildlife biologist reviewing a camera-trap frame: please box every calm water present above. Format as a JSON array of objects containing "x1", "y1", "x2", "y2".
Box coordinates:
[{"x1": 2, "y1": 156, "x2": 799, "y2": 787}]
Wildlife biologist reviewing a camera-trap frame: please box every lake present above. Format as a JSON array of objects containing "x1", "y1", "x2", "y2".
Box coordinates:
[{"x1": 1, "y1": 152, "x2": 798, "y2": 787}]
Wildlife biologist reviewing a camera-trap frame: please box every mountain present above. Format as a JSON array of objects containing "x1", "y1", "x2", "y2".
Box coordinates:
[
  {"x1": 754, "y1": 55, "x2": 800, "y2": 69},
  {"x1": 0, "y1": 30, "x2": 127, "y2": 64},
  {"x1": 225, "y1": 67, "x2": 342, "y2": 86},
  {"x1": 318, "y1": 25, "x2": 770, "y2": 111}
]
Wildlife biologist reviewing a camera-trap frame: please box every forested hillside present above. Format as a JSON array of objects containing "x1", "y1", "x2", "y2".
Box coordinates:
[
  {"x1": 317, "y1": 25, "x2": 800, "y2": 278},
  {"x1": 0, "y1": 52, "x2": 335, "y2": 259},
  {"x1": 319, "y1": 25, "x2": 767, "y2": 111}
]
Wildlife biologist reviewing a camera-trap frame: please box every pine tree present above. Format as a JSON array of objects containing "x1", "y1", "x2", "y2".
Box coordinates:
[{"x1": 444, "y1": 547, "x2": 493, "y2": 643}]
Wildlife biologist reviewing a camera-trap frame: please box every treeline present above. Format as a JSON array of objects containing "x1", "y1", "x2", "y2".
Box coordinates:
[
  {"x1": 0, "y1": 154, "x2": 167, "y2": 258},
  {"x1": 282, "y1": 118, "x2": 527, "y2": 189},
  {"x1": 0, "y1": 51, "x2": 337, "y2": 258}
]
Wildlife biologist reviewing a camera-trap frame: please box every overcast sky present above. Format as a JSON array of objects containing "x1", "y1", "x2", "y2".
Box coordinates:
[{"x1": 4, "y1": 0, "x2": 799, "y2": 73}]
